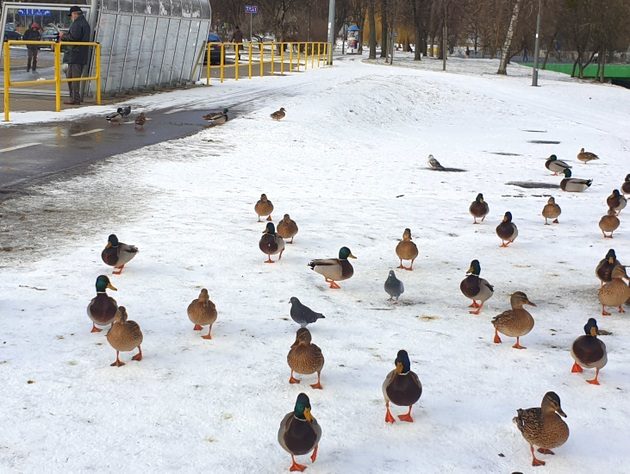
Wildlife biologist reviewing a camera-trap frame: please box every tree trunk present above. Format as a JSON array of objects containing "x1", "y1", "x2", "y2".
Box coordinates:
[
  {"x1": 412, "y1": 0, "x2": 423, "y2": 61},
  {"x1": 497, "y1": 0, "x2": 523, "y2": 75},
  {"x1": 380, "y1": 0, "x2": 388, "y2": 58},
  {"x1": 368, "y1": 0, "x2": 377, "y2": 59},
  {"x1": 598, "y1": 49, "x2": 605, "y2": 82}
]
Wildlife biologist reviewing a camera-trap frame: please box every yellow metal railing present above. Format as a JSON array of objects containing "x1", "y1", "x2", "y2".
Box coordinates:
[
  {"x1": 3, "y1": 40, "x2": 101, "y2": 122},
  {"x1": 205, "y1": 41, "x2": 330, "y2": 85}
]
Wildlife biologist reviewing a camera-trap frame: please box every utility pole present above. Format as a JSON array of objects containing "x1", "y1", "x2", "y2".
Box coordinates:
[
  {"x1": 442, "y1": 1, "x2": 447, "y2": 71},
  {"x1": 531, "y1": 0, "x2": 542, "y2": 86},
  {"x1": 327, "y1": 0, "x2": 336, "y2": 65}
]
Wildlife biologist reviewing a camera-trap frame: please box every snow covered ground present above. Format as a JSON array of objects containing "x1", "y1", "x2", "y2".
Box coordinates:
[{"x1": 1, "y1": 54, "x2": 629, "y2": 473}]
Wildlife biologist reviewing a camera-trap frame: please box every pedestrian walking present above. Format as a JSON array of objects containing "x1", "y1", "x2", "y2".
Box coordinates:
[
  {"x1": 23, "y1": 23, "x2": 42, "y2": 73},
  {"x1": 231, "y1": 26, "x2": 243, "y2": 60},
  {"x1": 62, "y1": 6, "x2": 91, "y2": 105}
]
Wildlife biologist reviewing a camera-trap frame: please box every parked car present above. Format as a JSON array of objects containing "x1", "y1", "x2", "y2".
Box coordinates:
[
  {"x1": 204, "y1": 33, "x2": 224, "y2": 65},
  {"x1": 3, "y1": 23, "x2": 22, "y2": 41}
]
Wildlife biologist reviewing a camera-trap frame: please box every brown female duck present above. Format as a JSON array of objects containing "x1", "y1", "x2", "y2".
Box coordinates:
[
  {"x1": 255, "y1": 193, "x2": 274, "y2": 222},
  {"x1": 395, "y1": 228, "x2": 419, "y2": 270},
  {"x1": 87, "y1": 275, "x2": 118, "y2": 333},
  {"x1": 598, "y1": 265, "x2": 630, "y2": 316},
  {"x1": 106, "y1": 307, "x2": 143, "y2": 367},
  {"x1": 542, "y1": 197, "x2": 561, "y2": 225},
  {"x1": 622, "y1": 174, "x2": 630, "y2": 196},
  {"x1": 277, "y1": 214, "x2": 298, "y2": 244},
  {"x1": 571, "y1": 318, "x2": 607, "y2": 385},
  {"x1": 599, "y1": 209, "x2": 620, "y2": 238},
  {"x1": 492, "y1": 292, "x2": 536, "y2": 349},
  {"x1": 287, "y1": 328, "x2": 324, "y2": 389},
  {"x1": 187, "y1": 288, "x2": 217, "y2": 339},
  {"x1": 469, "y1": 193, "x2": 489, "y2": 224},
  {"x1": 606, "y1": 189, "x2": 627, "y2": 215},
  {"x1": 513, "y1": 391, "x2": 569, "y2": 466},
  {"x1": 577, "y1": 147, "x2": 599, "y2": 163}
]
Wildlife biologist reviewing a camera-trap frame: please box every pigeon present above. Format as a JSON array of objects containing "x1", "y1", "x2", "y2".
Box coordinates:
[
  {"x1": 271, "y1": 107, "x2": 286, "y2": 120},
  {"x1": 134, "y1": 112, "x2": 146, "y2": 128},
  {"x1": 289, "y1": 297, "x2": 325, "y2": 328},
  {"x1": 427, "y1": 154, "x2": 445, "y2": 171},
  {"x1": 384, "y1": 270, "x2": 404, "y2": 302},
  {"x1": 119, "y1": 105, "x2": 132, "y2": 118}
]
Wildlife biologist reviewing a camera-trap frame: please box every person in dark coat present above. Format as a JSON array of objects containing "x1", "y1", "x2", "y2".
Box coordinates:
[
  {"x1": 62, "y1": 6, "x2": 91, "y2": 105},
  {"x1": 23, "y1": 23, "x2": 42, "y2": 72},
  {"x1": 231, "y1": 26, "x2": 243, "y2": 60}
]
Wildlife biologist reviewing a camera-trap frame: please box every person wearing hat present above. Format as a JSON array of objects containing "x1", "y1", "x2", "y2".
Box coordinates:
[
  {"x1": 61, "y1": 6, "x2": 91, "y2": 105},
  {"x1": 23, "y1": 22, "x2": 42, "y2": 73}
]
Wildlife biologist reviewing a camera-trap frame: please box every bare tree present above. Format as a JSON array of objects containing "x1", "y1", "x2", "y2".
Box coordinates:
[{"x1": 497, "y1": 0, "x2": 524, "y2": 74}]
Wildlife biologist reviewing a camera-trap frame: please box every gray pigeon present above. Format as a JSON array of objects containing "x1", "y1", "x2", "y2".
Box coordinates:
[
  {"x1": 289, "y1": 297, "x2": 325, "y2": 327},
  {"x1": 384, "y1": 270, "x2": 404, "y2": 301}
]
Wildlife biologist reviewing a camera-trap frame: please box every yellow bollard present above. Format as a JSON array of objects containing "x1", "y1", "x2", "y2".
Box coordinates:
[
  {"x1": 54, "y1": 42, "x2": 61, "y2": 112},
  {"x1": 235, "y1": 43, "x2": 239, "y2": 81},
  {"x1": 206, "y1": 42, "x2": 211, "y2": 85},
  {"x1": 220, "y1": 43, "x2": 225, "y2": 83},
  {"x1": 249, "y1": 43, "x2": 253, "y2": 79},
  {"x1": 317, "y1": 42, "x2": 321, "y2": 67},
  {"x1": 304, "y1": 43, "x2": 308, "y2": 70},
  {"x1": 296, "y1": 44, "x2": 301, "y2": 72},
  {"x1": 95, "y1": 43, "x2": 102, "y2": 105},
  {"x1": 270, "y1": 42, "x2": 274, "y2": 75},
  {"x1": 289, "y1": 42, "x2": 293, "y2": 73},
  {"x1": 259, "y1": 43, "x2": 264, "y2": 77},
  {"x1": 311, "y1": 43, "x2": 315, "y2": 68},
  {"x1": 280, "y1": 42, "x2": 285, "y2": 75},
  {"x1": 3, "y1": 42, "x2": 10, "y2": 122}
]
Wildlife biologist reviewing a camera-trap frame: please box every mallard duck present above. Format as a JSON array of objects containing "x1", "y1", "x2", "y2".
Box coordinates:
[
  {"x1": 469, "y1": 193, "x2": 489, "y2": 224},
  {"x1": 622, "y1": 174, "x2": 630, "y2": 196},
  {"x1": 598, "y1": 265, "x2": 630, "y2": 316},
  {"x1": 106, "y1": 306, "x2": 143, "y2": 367},
  {"x1": 308, "y1": 247, "x2": 356, "y2": 289},
  {"x1": 134, "y1": 112, "x2": 146, "y2": 129},
  {"x1": 395, "y1": 228, "x2": 419, "y2": 270},
  {"x1": 271, "y1": 107, "x2": 286, "y2": 120},
  {"x1": 545, "y1": 155, "x2": 571, "y2": 175},
  {"x1": 384, "y1": 270, "x2": 404, "y2": 302},
  {"x1": 595, "y1": 249, "x2": 626, "y2": 286},
  {"x1": 187, "y1": 288, "x2": 217, "y2": 339},
  {"x1": 560, "y1": 169, "x2": 592, "y2": 192},
  {"x1": 278, "y1": 393, "x2": 321, "y2": 472},
  {"x1": 289, "y1": 297, "x2": 325, "y2": 328},
  {"x1": 571, "y1": 318, "x2": 607, "y2": 385},
  {"x1": 202, "y1": 107, "x2": 229, "y2": 121},
  {"x1": 460, "y1": 259, "x2": 494, "y2": 314},
  {"x1": 106, "y1": 106, "x2": 130, "y2": 124},
  {"x1": 87, "y1": 275, "x2": 118, "y2": 333},
  {"x1": 492, "y1": 292, "x2": 536, "y2": 349},
  {"x1": 599, "y1": 209, "x2": 620, "y2": 238},
  {"x1": 513, "y1": 392, "x2": 569, "y2": 466},
  {"x1": 101, "y1": 234, "x2": 138, "y2": 275},
  {"x1": 606, "y1": 189, "x2": 627, "y2": 215},
  {"x1": 496, "y1": 211, "x2": 518, "y2": 247},
  {"x1": 577, "y1": 147, "x2": 599, "y2": 163},
  {"x1": 287, "y1": 328, "x2": 324, "y2": 389},
  {"x1": 542, "y1": 197, "x2": 561, "y2": 225},
  {"x1": 255, "y1": 193, "x2": 274, "y2": 222},
  {"x1": 383, "y1": 349, "x2": 422, "y2": 423},
  {"x1": 259, "y1": 222, "x2": 285, "y2": 263},
  {"x1": 277, "y1": 214, "x2": 298, "y2": 244}
]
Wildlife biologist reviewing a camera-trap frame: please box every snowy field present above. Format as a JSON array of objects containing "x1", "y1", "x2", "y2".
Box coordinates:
[{"x1": 1, "y1": 54, "x2": 630, "y2": 473}]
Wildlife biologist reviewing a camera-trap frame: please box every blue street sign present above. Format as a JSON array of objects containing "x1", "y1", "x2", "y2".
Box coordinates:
[
  {"x1": 17, "y1": 9, "x2": 52, "y2": 16},
  {"x1": 244, "y1": 5, "x2": 258, "y2": 14}
]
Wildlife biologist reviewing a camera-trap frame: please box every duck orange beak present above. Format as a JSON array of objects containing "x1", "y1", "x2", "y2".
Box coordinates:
[
  {"x1": 107, "y1": 282, "x2": 117, "y2": 291},
  {"x1": 105, "y1": 242, "x2": 112, "y2": 249},
  {"x1": 395, "y1": 361, "x2": 404, "y2": 374},
  {"x1": 304, "y1": 407, "x2": 313, "y2": 423},
  {"x1": 590, "y1": 326, "x2": 598, "y2": 337}
]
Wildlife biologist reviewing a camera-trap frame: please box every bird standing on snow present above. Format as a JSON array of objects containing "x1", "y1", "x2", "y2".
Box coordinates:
[
  {"x1": 106, "y1": 306, "x2": 143, "y2": 367},
  {"x1": 427, "y1": 154, "x2": 445, "y2": 170},
  {"x1": 598, "y1": 265, "x2": 630, "y2": 316},
  {"x1": 395, "y1": 228, "x2": 419, "y2": 270},
  {"x1": 384, "y1": 270, "x2": 404, "y2": 302},
  {"x1": 513, "y1": 392, "x2": 569, "y2": 467},
  {"x1": 606, "y1": 189, "x2": 627, "y2": 215},
  {"x1": 545, "y1": 154, "x2": 571, "y2": 175},
  {"x1": 571, "y1": 318, "x2": 607, "y2": 385},
  {"x1": 469, "y1": 193, "x2": 489, "y2": 224},
  {"x1": 577, "y1": 147, "x2": 599, "y2": 163},
  {"x1": 87, "y1": 275, "x2": 118, "y2": 333},
  {"x1": 383, "y1": 349, "x2": 422, "y2": 424},
  {"x1": 259, "y1": 222, "x2": 285, "y2": 263},
  {"x1": 271, "y1": 107, "x2": 286, "y2": 120},
  {"x1": 277, "y1": 393, "x2": 322, "y2": 472},
  {"x1": 496, "y1": 211, "x2": 518, "y2": 247},
  {"x1": 187, "y1": 289, "x2": 218, "y2": 339},
  {"x1": 101, "y1": 234, "x2": 138, "y2": 275},
  {"x1": 460, "y1": 259, "x2": 494, "y2": 315},
  {"x1": 599, "y1": 209, "x2": 620, "y2": 238},
  {"x1": 560, "y1": 169, "x2": 592, "y2": 192},
  {"x1": 289, "y1": 297, "x2": 325, "y2": 328},
  {"x1": 542, "y1": 197, "x2": 561, "y2": 225},
  {"x1": 287, "y1": 327, "x2": 325, "y2": 389},
  {"x1": 277, "y1": 214, "x2": 298, "y2": 244},
  {"x1": 255, "y1": 193, "x2": 274, "y2": 222},
  {"x1": 595, "y1": 249, "x2": 626, "y2": 286},
  {"x1": 492, "y1": 291, "x2": 536, "y2": 349},
  {"x1": 308, "y1": 246, "x2": 356, "y2": 289},
  {"x1": 622, "y1": 174, "x2": 630, "y2": 196}
]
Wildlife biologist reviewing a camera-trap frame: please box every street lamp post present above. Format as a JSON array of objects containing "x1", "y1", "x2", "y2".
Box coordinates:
[
  {"x1": 532, "y1": 0, "x2": 542, "y2": 86},
  {"x1": 327, "y1": 0, "x2": 336, "y2": 65}
]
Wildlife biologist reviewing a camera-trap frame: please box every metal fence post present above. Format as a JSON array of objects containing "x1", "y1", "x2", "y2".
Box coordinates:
[
  {"x1": 259, "y1": 43, "x2": 263, "y2": 77},
  {"x1": 248, "y1": 43, "x2": 253, "y2": 79},
  {"x1": 270, "y1": 43, "x2": 275, "y2": 75},
  {"x1": 95, "y1": 43, "x2": 102, "y2": 105},
  {"x1": 220, "y1": 43, "x2": 225, "y2": 83},
  {"x1": 206, "y1": 43, "x2": 211, "y2": 85},
  {"x1": 3, "y1": 42, "x2": 10, "y2": 122},
  {"x1": 235, "y1": 43, "x2": 239, "y2": 81},
  {"x1": 289, "y1": 42, "x2": 293, "y2": 72},
  {"x1": 54, "y1": 42, "x2": 61, "y2": 112},
  {"x1": 280, "y1": 42, "x2": 285, "y2": 75}
]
